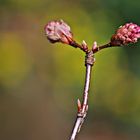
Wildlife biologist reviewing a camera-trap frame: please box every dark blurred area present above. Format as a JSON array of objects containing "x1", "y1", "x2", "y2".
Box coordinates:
[{"x1": 0, "y1": 0, "x2": 140, "y2": 140}]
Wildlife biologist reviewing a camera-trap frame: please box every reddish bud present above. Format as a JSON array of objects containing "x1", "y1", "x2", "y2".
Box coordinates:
[
  {"x1": 92, "y1": 41, "x2": 98, "y2": 51},
  {"x1": 44, "y1": 20, "x2": 73, "y2": 44},
  {"x1": 111, "y1": 23, "x2": 140, "y2": 46},
  {"x1": 77, "y1": 99, "x2": 81, "y2": 112}
]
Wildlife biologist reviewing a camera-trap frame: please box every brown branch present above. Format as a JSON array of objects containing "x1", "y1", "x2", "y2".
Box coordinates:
[
  {"x1": 45, "y1": 20, "x2": 139, "y2": 140},
  {"x1": 69, "y1": 41, "x2": 121, "y2": 140},
  {"x1": 69, "y1": 40, "x2": 89, "y2": 53},
  {"x1": 69, "y1": 51, "x2": 94, "y2": 140},
  {"x1": 70, "y1": 41, "x2": 123, "y2": 54},
  {"x1": 93, "y1": 42, "x2": 112, "y2": 53}
]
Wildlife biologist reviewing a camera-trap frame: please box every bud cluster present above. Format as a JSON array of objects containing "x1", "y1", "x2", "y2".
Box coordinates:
[
  {"x1": 44, "y1": 20, "x2": 140, "y2": 52},
  {"x1": 111, "y1": 23, "x2": 140, "y2": 46},
  {"x1": 44, "y1": 20, "x2": 73, "y2": 44}
]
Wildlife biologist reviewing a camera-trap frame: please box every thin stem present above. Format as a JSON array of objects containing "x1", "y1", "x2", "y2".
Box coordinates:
[
  {"x1": 69, "y1": 41, "x2": 89, "y2": 53},
  {"x1": 69, "y1": 63, "x2": 92, "y2": 140},
  {"x1": 69, "y1": 41, "x2": 119, "y2": 54},
  {"x1": 93, "y1": 42, "x2": 123, "y2": 54},
  {"x1": 93, "y1": 42, "x2": 112, "y2": 53},
  {"x1": 82, "y1": 64, "x2": 91, "y2": 113},
  {"x1": 69, "y1": 41, "x2": 119, "y2": 140}
]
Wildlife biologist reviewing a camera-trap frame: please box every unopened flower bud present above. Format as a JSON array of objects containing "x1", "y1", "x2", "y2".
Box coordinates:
[
  {"x1": 82, "y1": 40, "x2": 88, "y2": 51},
  {"x1": 92, "y1": 41, "x2": 97, "y2": 50},
  {"x1": 77, "y1": 99, "x2": 81, "y2": 112},
  {"x1": 111, "y1": 23, "x2": 140, "y2": 46},
  {"x1": 44, "y1": 20, "x2": 73, "y2": 44}
]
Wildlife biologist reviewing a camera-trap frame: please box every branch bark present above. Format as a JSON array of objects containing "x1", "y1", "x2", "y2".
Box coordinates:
[
  {"x1": 69, "y1": 51, "x2": 94, "y2": 140},
  {"x1": 45, "y1": 20, "x2": 139, "y2": 140},
  {"x1": 68, "y1": 41, "x2": 117, "y2": 140}
]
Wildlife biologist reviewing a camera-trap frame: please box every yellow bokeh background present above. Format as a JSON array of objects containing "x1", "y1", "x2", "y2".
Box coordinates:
[{"x1": 0, "y1": 0, "x2": 140, "y2": 140}]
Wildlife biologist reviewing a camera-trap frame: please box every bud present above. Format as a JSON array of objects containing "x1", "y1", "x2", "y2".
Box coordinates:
[
  {"x1": 111, "y1": 23, "x2": 140, "y2": 46},
  {"x1": 82, "y1": 40, "x2": 88, "y2": 51},
  {"x1": 92, "y1": 41, "x2": 97, "y2": 50},
  {"x1": 77, "y1": 99, "x2": 81, "y2": 112},
  {"x1": 44, "y1": 20, "x2": 73, "y2": 44}
]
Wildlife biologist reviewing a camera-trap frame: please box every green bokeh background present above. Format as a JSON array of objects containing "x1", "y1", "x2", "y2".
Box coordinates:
[{"x1": 0, "y1": 0, "x2": 140, "y2": 140}]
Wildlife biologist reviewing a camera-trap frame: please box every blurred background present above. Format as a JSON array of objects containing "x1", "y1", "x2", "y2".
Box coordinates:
[{"x1": 0, "y1": 0, "x2": 140, "y2": 140}]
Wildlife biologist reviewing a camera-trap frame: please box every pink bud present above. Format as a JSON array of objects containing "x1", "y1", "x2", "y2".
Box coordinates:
[
  {"x1": 44, "y1": 20, "x2": 73, "y2": 44},
  {"x1": 92, "y1": 41, "x2": 97, "y2": 50},
  {"x1": 111, "y1": 23, "x2": 140, "y2": 46}
]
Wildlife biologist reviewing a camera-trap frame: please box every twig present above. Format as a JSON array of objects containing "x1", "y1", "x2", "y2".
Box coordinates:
[
  {"x1": 69, "y1": 40, "x2": 89, "y2": 53},
  {"x1": 69, "y1": 41, "x2": 120, "y2": 140},
  {"x1": 69, "y1": 51, "x2": 95, "y2": 140},
  {"x1": 45, "y1": 20, "x2": 140, "y2": 140},
  {"x1": 69, "y1": 41, "x2": 119, "y2": 54}
]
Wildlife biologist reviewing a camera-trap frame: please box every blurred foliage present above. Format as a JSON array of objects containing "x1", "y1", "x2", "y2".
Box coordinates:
[
  {"x1": 0, "y1": 0, "x2": 140, "y2": 140},
  {"x1": 0, "y1": 33, "x2": 32, "y2": 88}
]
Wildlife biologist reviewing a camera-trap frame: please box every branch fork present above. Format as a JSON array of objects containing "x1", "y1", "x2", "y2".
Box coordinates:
[
  {"x1": 44, "y1": 20, "x2": 140, "y2": 140},
  {"x1": 69, "y1": 42, "x2": 96, "y2": 140}
]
